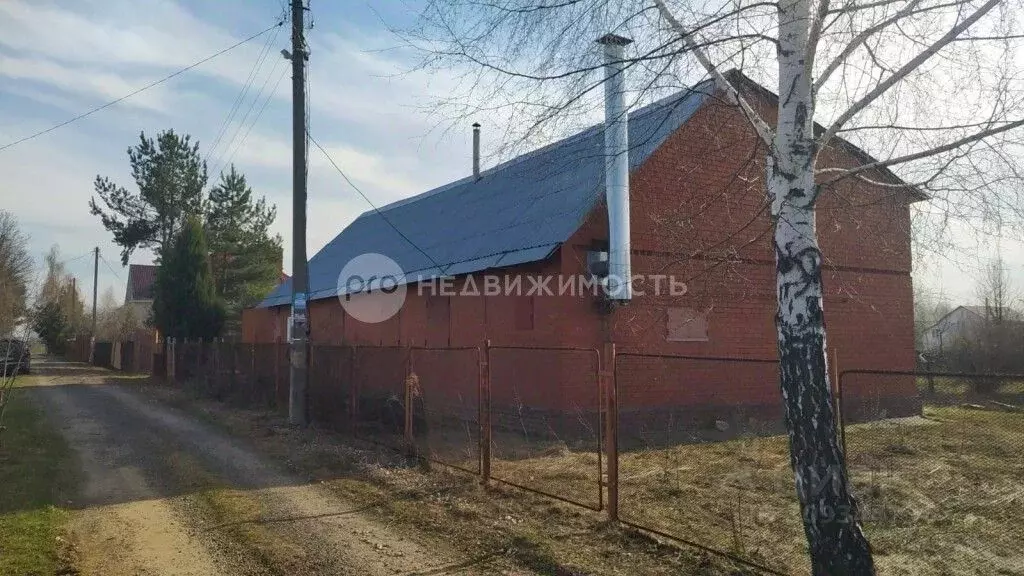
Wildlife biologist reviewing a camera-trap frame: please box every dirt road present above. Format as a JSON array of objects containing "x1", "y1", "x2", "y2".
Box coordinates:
[{"x1": 27, "y1": 359, "x2": 491, "y2": 576}]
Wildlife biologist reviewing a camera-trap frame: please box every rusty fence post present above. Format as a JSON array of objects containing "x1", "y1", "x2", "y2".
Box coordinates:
[
  {"x1": 603, "y1": 342, "x2": 619, "y2": 522},
  {"x1": 250, "y1": 343, "x2": 257, "y2": 405},
  {"x1": 213, "y1": 341, "x2": 220, "y2": 396},
  {"x1": 273, "y1": 342, "x2": 280, "y2": 410},
  {"x1": 229, "y1": 343, "x2": 237, "y2": 395},
  {"x1": 349, "y1": 346, "x2": 358, "y2": 435},
  {"x1": 832, "y1": 347, "x2": 848, "y2": 458},
  {"x1": 479, "y1": 340, "x2": 492, "y2": 485},
  {"x1": 166, "y1": 337, "x2": 174, "y2": 382},
  {"x1": 404, "y1": 347, "x2": 416, "y2": 456}
]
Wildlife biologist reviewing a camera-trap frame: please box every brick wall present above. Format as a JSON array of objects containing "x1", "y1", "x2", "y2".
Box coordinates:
[{"x1": 241, "y1": 92, "x2": 918, "y2": 418}]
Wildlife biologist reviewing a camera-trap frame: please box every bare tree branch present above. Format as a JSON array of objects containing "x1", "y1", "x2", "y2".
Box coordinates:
[
  {"x1": 817, "y1": 0, "x2": 1002, "y2": 150},
  {"x1": 819, "y1": 117, "x2": 1024, "y2": 183},
  {"x1": 652, "y1": 0, "x2": 777, "y2": 150}
]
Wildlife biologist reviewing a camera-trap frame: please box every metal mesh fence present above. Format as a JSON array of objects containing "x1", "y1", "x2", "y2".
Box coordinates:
[
  {"x1": 487, "y1": 346, "x2": 603, "y2": 510},
  {"x1": 171, "y1": 342, "x2": 285, "y2": 409},
  {"x1": 615, "y1": 354, "x2": 805, "y2": 574},
  {"x1": 308, "y1": 345, "x2": 353, "y2": 431},
  {"x1": 411, "y1": 347, "x2": 480, "y2": 473},
  {"x1": 352, "y1": 346, "x2": 409, "y2": 451},
  {"x1": 227, "y1": 343, "x2": 254, "y2": 406},
  {"x1": 251, "y1": 343, "x2": 283, "y2": 410},
  {"x1": 839, "y1": 370, "x2": 1024, "y2": 576},
  {"x1": 85, "y1": 332, "x2": 1024, "y2": 574}
]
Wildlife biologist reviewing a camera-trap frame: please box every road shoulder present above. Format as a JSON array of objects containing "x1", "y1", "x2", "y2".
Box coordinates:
[{"x1": 0, "y1": 384, "x2": 79, "y2": 576}]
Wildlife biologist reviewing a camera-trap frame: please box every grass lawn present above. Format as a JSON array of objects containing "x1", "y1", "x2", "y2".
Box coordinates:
[
  {"x1": 610, "y1": 405, "x2": 1024, "y2": 575},
  {"x1": 450, "y1": 404, "x2": 1024, "y2": 575},
  {"x1": 0, "y1": 386, "x2": 79, "y2": 576}
]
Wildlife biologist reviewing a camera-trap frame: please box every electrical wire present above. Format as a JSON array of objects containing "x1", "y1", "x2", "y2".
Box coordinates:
[
  {"x1": 97, "y1": 254, "x2": 123, "y2": 281},
  {"x1": 213, "y1": 50, "x2": 287, "y2": 177},
  {"x1": 0, "y1": 22, "x2": 284, "y2": 154},
  {"x1": 60, "y1": 251, "x2": 93, "y2": 267},
  {"x1": 204, "y1": 20, "x2": 283, "y2": 170},
  {"x1": 308, "y1": 133, "x2": 449, "y2": 276},
  {"x1": 223, "y1": 64, "x2": 289, "y2": 170}
]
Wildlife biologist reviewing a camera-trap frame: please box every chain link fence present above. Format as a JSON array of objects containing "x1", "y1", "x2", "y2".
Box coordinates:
[
  {"x1": 487, "y1": 346, "x2": 603, "y2": 510},
  {"x1": 615, "y1": 353, "x2": 803, "y2": 574},
  {"x1": 838, "y1": 370, "x2": 1024, "y2": 576},
  {"x1": 138, "y1": 340, "x2": 1024, "y2": 575},
  {"x1": 411, "y1": 347, "x2": 481, "y2": 473}
]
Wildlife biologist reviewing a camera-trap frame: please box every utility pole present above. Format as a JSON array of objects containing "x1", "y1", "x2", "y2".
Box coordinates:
[
  {"x1": 92, "y1": 247, "x2": 99, "y2": 336},
  {"x1": 288, "y1": 0, "x2": 309, "y2": 426}
]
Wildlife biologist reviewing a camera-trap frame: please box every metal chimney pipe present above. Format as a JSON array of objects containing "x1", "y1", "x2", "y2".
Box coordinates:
[
  {"x1": 472, "y1": 122, "x2": 481, "y2": 181},
  {"x1": 597, "y1": 33, "x2": 633, "y2": 301}
]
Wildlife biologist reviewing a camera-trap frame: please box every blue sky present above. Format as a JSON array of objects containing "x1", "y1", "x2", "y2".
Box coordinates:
[
  {"x1": 0, "y1": 0, "x2": 476, "y2": 304},
  {"x1": 0, "y1": 0, "x2": 1018, "y2": 309}
]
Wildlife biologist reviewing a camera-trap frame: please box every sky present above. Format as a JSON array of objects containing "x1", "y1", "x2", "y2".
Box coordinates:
[
  {"x1": 0, "y1": 0, "x2": 1020, "y2": 311},
  {"x1": 0, "y1": 0, "x2": 477, "y2": 307}
]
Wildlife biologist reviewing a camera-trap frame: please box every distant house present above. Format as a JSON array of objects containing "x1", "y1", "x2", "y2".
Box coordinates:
[
  {"x1": 921, "y1": 305, "x2": 1021, "y2": 355},
  {"x1": 125, "y1": 264, "x2": 158, "y2": 322}
]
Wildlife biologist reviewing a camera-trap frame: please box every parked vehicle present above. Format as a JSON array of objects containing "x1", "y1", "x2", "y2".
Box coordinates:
[{"x1": 1, "y1": 339, "x2": 31, "y2": 376}]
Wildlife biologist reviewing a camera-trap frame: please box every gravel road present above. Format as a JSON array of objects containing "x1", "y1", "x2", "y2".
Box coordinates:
[{"x1": 27, "y1": 359, "x2": 477, "y2": 576}]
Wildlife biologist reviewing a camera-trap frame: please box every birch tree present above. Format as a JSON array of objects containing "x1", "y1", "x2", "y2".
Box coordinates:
[{"x1": 400, "y1": 1, "x2": 1024, "y2": 573}]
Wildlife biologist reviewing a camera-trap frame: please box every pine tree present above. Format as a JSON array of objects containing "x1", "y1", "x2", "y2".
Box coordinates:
[
  {"x1": 90, "y1": 130, "x2": 207, "y2": 265},
  {"x1": 153, "y1": 216, "x2": 224, "y2": 341},
  {"x1": 206, "y1": 166, "x2": 282, "y2": 335}
]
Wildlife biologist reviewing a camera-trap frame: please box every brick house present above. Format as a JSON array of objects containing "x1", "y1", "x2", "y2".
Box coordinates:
[{"x1": 242, "y1": 73, "x2": 922, "y2": 425}]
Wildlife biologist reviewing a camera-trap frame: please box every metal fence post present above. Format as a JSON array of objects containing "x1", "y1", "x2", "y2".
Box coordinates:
[
  {"x1": 833, "y1": 348, "x2": 849, "y2": 459},
  {"x1": 348, "y1": 346, "x2": 358, "y2": 435},
  {"x1": 603, "y1": 342, "x2": 619, "y2": 522},
  {"x1": 404, "y1": 347, "x2": 415, "y2": 456},
  {"x1": 480, "y1": 340, "x2": 492, "y2": 485},
  {"x1": 273, "y1": 342, "x2": 281, "y2": 409},
  {"x1": 213, "y1": 341, "x2": 220, "y2": 396},
  {"x1": 168, "y1": 337, "x2": 176, "y2": 382},
  {"x1": 250, "y1": 342, "x2": 258, "y2": 405},
  {"x1": 230, "y1": 343, "x2": 237, "y2": 394}
]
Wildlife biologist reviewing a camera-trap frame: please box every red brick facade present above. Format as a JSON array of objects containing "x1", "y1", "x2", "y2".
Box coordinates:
[{"x1": 242, "y1": 93, "x2": 919, "y2": 422}]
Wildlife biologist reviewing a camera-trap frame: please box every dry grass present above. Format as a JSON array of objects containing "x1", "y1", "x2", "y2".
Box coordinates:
[
  {"x1": 367, "y1": 404, "x2": 1024, "y2": 575},
  {"x1": 916, "y1": 376, "x2": 1024, "y2": 396},
  {"x1": 151, "y1": 381, "x2": 756, "y2": 575},
  {"x1": 150, "y1": 378, "x2": 1024, "y2": 575},
  {"x1": 612, "y1": 407, "x2": 1023, "y2": 575}
]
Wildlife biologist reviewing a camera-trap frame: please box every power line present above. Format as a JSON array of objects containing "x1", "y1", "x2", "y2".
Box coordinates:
[
  {"x1": 308, "y1": 132, "x2": 449, "y2": 276},
  {"x1": 205, "y1": 20, "x2": 284, "y2": 172},
  {"x1": 0, "y1": 22, "x2": 283, "y2": 154},
  {"x1": 97, "y1": 253, "x2": 123, "y2": 281},
  {"x1": 61, "y1": 251, "x2": 93, "y2": 267},
  {"x1": 224, "y1": 64, "x2": 290, "y2": 169},
  {"x1": 212, "y1": 49, "x2": 287, "y2": 178}
]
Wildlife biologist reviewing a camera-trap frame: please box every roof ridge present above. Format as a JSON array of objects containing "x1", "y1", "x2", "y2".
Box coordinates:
[{"x1": 367, "y1": 79, "x2": 716, "y2": 218}]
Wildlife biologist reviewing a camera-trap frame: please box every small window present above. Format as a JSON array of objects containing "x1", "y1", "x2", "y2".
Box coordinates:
[
  {"x1": 667, "y1": 307, "x2": 708, "y2": 342},
  {"x1": 514, "y1": 296, "x2": 535, "y2": 331}
]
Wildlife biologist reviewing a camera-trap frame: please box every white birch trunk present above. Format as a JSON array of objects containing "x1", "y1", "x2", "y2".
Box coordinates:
[{"x1": 772, "y1": 0, "x2": 874, "y2": 573}]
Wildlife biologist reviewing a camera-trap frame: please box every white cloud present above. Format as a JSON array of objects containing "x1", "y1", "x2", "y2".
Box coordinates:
[{"x1": 0, "y1": 54, "x2": 170, "y2": 112}]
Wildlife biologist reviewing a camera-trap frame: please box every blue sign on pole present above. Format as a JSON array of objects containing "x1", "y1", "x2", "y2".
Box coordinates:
[{"x1": 293, "y1": 292, "x2": 307, "y2": 311}]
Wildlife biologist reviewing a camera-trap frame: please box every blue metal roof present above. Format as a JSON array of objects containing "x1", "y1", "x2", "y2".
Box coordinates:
[{"x1": 259, "y1": 83, "x2": 713, "y2": 308}]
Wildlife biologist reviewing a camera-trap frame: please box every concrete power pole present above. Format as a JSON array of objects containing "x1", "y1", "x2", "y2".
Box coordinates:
[
  {"x1": 288, "y1": 0, "x2": 309, "y2": 426},
  {"x1": 92, "y1": 247, "x2": 99, "y2": 336}
]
